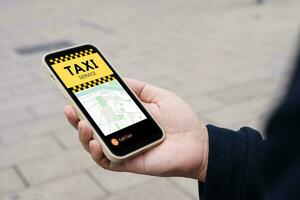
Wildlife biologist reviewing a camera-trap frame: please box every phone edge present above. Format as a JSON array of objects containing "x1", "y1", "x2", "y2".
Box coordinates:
[{"x1": 42, "y1": 44, "x2": 166, "y2": 163}]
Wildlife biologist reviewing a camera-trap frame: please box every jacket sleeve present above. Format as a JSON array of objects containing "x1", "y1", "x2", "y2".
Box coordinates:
[
  {"x1": 199, "y1": 125, "x2": 263, "y2": 200},
  {"x1": 261, "y1": 46, "x2": 300, "y2": 199},
  {"x1": 198, "y1": 43, "x2": 300, "y2": 200}
]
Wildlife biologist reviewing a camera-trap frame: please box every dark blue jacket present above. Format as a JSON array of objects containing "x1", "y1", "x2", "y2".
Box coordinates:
[{"x1": 199, "y1": 47, "x2": 300, "y2": 200}]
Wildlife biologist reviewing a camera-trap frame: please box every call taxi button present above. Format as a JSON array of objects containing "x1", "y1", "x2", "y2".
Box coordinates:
[{"x1": 111, "y1": 138, "x2": 119, "y2": 146}]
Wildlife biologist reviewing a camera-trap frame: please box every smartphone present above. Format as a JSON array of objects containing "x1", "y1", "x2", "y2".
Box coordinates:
[{"x1": 43, "y1": 44, "x2": 165, "y2": 163}]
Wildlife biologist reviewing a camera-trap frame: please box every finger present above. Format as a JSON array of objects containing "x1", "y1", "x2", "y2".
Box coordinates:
[
  {"x1": 89, "y1": 140, "x2": 110, "y2": 169},
  {"x1": 64, "y1": 105, "x2": 80, "y2": 129},
  {"x1": 123, "y1": 78, "x2": 172, "y2": 103},
  {"x1": 78, "y1": 120, "x2": 93, "y2": 152},
  {"x1": 123, "y1": 78, "x2": 145, "y2": 97},
  {"x1": 89, "y1": 140, "x2": 137, "y2": 172}
]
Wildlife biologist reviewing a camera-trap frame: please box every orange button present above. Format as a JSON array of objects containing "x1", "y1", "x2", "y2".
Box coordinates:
[{"x1": 111, "y1": 138, "x2": 119, "y2": 146}]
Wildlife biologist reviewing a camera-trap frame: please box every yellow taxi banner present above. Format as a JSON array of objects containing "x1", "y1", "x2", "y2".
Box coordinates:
[{"x1": 52, "y1": 53, "x2": 113, "y2": 88}]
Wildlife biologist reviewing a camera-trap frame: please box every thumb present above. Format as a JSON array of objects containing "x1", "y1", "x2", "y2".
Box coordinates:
[{"x1": 123, "y1": 78, "x2": 171, "y2": 103}]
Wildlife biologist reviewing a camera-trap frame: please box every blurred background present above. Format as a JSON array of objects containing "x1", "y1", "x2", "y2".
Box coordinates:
[{"x1": 0, "y1": 0, "x2": 299, "y2": 199}]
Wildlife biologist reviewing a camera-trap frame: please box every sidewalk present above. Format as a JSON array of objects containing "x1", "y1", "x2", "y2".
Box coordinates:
[{"x1": 0, "y1": 0, "x2": 299, "y2": 199}]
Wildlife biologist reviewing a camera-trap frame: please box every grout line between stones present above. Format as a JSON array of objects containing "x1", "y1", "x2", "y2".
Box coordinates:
[
  {"x1": 13, "y1": 164, "x2": 30, "y2": 188},
  {"x1": 85, "y1": 170, "x2": 111, "y2": 196},
  {"x1": 168, "y1": 178, "x2": 197, "y2": 200},
  {"x1": 50, "y1": 132, "x2": 68, "y2": 150}
]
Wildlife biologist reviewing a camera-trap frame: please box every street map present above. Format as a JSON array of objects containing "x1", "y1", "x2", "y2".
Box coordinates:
[{"x1": 75, "y1": 79, "x2": 147, "y2": 136}]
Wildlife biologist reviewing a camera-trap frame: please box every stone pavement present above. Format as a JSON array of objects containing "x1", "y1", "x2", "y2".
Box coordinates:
[{"x1": 0, "y1": 0, "x2": 299, "y2": 199}]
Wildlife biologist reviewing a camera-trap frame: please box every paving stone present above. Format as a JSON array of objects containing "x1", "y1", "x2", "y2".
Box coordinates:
[
  {"x1": 28, "y1": 99, "x2": 65, "y2": 118},
  {"x1": 221, "y1": 67, "x2": 273, "y2": 86},
  {"x1": 9, "y1": 81, "x2": 57, "y2": 100},
  {"x1": 170, "y1": 177, "x2": 199, "y2": 200},
  {"x1": 173, "y1": 79, "x2": 229, "y2": 96},
  {"x1": 103, "y1": 179, "x2": 193, "y2": 200},
  {"x1": 0, "y1": 70, "x2": 38, "y2": 89},
  {"x1": 19, "y1": 147, "x2": 96, "y2": 185},
  {"x1": 0, "y1": 115, "x2": 70, "y2": 143},
  {"x1": 183, "y1": 93, "x2": 224, "y2": 113},
  {"x1": 209, "y1": 78, "x2": 285, "y2": 104},
  {"x1": 0, "y1": 0, "x2": 299, "y2": 199},
  {"x1": 0, "y1": 107, "x2": 34, "y2": 129},
  {"x1": 52, "y1": 125, "x2": 81, "y2": 149},
  {"x1": 0, "y1": 89, "x2": 63, "y2": 112},
  {"x1": 1, "y1": 173, "x2": 106, "y2": 200},
  {"x1": 202, "y1": 97, "x2": 273, "y2": 127},
  {"x1": 0, "y1": 135, "x2": 62, "y2": 168},
  {"x1": 89, "y1": 167, "x2": 156, "y2": 193},
  {"x1": 209, "y1": 78, "x2": 281, "y2": 104},
  {"x1": 0, "y1": 168, "x2": 25, "y2": 196}
]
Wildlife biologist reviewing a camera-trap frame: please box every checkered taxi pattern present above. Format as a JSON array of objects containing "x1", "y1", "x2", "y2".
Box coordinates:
[
  {"x1": 70, "y1": 74, "x2": 115, "y2": 93},
  {"x1": 49, "y1": 49, "x2": 94, "y2": 64}
]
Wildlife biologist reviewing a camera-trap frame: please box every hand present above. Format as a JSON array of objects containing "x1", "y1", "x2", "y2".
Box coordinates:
[{"x1": 64, "y1": 78, "x2": 209, "y2": 181}]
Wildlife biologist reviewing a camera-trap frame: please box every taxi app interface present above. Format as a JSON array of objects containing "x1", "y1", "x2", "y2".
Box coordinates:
[{"x1": 49, "y1": 48, "x2": 147, "y2": 136}]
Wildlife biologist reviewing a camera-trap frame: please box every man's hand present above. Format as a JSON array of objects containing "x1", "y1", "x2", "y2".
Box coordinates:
[{"x1": 64, "y1": 78, "x2": 209, "y2": 182}]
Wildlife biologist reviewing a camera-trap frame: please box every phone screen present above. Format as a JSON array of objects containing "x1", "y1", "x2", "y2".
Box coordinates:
[
  {"x1": 45, "y1": 44, "x2": 163, "y2": 156},
  {"x1": 49, "y1": 47, "x2": 147, "y2": 136}
]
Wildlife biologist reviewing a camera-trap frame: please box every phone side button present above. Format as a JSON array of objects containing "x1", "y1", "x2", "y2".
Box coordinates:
[{"x1": 50, "y1": 75, "x2": 56, "y2": 82}]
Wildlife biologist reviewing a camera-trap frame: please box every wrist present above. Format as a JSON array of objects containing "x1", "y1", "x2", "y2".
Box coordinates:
[{"x1": 196, "y1": 124, "x2": 209, "y2": 182}]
